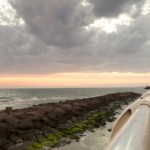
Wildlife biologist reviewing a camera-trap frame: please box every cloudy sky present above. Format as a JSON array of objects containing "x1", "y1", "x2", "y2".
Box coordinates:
[{"x1": 0, "y1": 0, "x2": 150, "y2": 88}]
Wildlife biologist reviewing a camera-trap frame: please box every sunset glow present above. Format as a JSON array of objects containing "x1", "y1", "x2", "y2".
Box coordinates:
[{"x1": 0, "y1": 72, "x2": 149, "y2": 88}]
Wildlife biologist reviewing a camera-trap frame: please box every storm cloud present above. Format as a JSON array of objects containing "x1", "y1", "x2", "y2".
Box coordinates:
[
  {"x1": 0, "y1": 0, "x2": 150, "y2": 74},
  {"x1": 88, "y1": 0, "x2": 144, "y2": 18},
  {"x1": 9, "y1": 0, "x2": 93, "y2": 48}
]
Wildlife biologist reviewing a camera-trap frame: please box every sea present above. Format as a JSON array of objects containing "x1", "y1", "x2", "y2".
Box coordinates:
[
  {"x1": 0, "y1": 87, "x2": 147, "y2": 150},
  {"x1": 0, "y1": 87, "x2": 146, "y2": 110}
]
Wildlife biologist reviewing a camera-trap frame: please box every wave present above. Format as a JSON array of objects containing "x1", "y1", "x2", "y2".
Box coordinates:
[{"x1": 0, "y1": 97, "x2": 14, "y2": 102}]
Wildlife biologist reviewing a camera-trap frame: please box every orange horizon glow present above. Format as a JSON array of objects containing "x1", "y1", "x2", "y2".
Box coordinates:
[{"x1": 0, "y1": 72, "x2": 150, "y2": 88}]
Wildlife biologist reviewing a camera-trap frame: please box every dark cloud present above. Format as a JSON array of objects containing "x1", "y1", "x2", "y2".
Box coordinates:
[
  {"x1": 0, "y1": 26, "x2": 48, "y2": 56},
  {"x1": 88, "y1": 0, "x2": 144, "y2": 18},
  {"x1": 9, "y1": 0, "x2": 93, "y2": 48},
  {"x1": 0, "y1": 0, "x2": 149, "y2": 74}
]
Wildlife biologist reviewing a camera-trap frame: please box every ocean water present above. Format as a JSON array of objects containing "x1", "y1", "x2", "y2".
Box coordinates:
[{"x1": 0, "y1": 87, "x2": 146, "y2": 110}]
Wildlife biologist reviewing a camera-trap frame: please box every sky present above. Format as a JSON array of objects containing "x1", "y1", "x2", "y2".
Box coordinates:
[{"x1": 0, "y1": 0, "x2": 150, "y2": 88}]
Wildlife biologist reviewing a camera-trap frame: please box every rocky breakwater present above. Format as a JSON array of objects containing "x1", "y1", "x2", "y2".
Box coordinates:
[{"x1": 0, "y1": 92, "x2": 140, "y2": 150}]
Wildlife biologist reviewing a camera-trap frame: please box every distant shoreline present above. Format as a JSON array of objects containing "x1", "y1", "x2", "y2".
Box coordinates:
[
  {"x1": 0, "y1": 92, "x2": 140, "y2": 150},
  {"x1": 144, "y1": 86, "x2": 150, "y2": 89}
]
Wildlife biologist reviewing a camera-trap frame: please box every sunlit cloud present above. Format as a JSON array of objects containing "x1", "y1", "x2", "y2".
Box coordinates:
[
  {"x1": 81, "y1": 0, "x2": 90, "y2": 7},
  {"x1": 84, "y1": 14, "x2": 132, "y2": 33},
  {"x1": 141, "y1": 0, "x2": 150, "y2": 15},
  {"x1": 0, "y1": 0, "x2": 24, "y2": 26}
]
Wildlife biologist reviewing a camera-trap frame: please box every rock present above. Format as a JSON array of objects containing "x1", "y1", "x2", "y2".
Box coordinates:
[
  {"x1": 107, "y1": 117, "x2": 116, "y2": 122},
  {"x1": 89, "y1": 128, "x2": 95, "y2": 132},
  {"x1": 108, "y1": 128, "x2": 112, "y2": 132},
  {"x1": 17, "y1": 130, "x2": 36, "y2": 141},
  {"x1": 9, "y1": 135, "x2": 23, "y2": 144},
  {"x1": 5, "y1": 107, "x2": 13, "y2": 114},
  {"x1": 94, "y1": 122, "x2": 100, "y2": 128},
  {"x1": 41, "y1": 126, "x2": 53, "y2": 137},
  {"x1": 17, "y1": 119, "x2": 33, "y2": 130},
  {"x1": 57, "y1": 123, "x2": 71, "y2": 130},
  {"x1": 144, "y1": 86, "x2": 150, "y2": 89},
  {"x1": 0, "y1": 138, "x2": 10, "y2": 149},
  {"x1": 79, "y1": 134, "x2": 85, "y2": 137},
  {"x1": 69, "y1": 135, "x2": 80, "y2": 141},
  {"x1": 72, "y1": 117, "x2": 77, "y2": 122},
  {"x1": 100, "y1": 121, "x2": 106, "y2": 126},
  {"x1": 7, "y1": 143, "x2": 25, "y2": 150},
  {"x1": 66, "y1": 140, "x2": 72, "y2": 144}
]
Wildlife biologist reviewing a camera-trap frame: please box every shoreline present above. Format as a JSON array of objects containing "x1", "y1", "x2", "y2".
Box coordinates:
[{"x1": 0, "y1": 92, "x2": 140, "y2": 150}]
